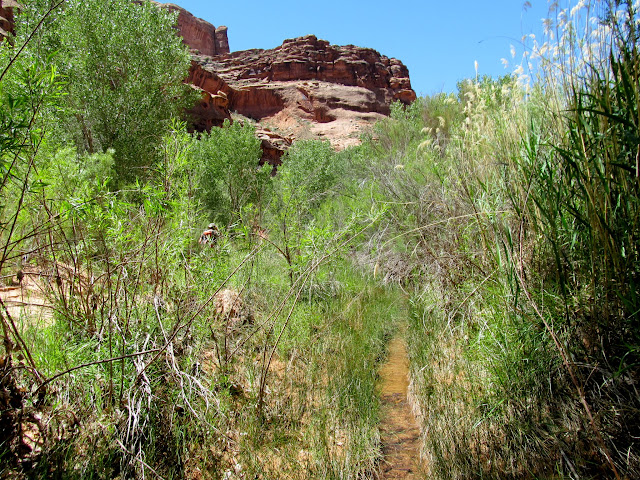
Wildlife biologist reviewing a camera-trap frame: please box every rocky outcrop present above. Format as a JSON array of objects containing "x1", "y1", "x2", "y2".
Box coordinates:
[
  {"x1": 0, "y1": 0, "x2": 20, "y2": 38},
  {"x1": 256, "y1": 127, "x2": 293, "y2": 173},
  {"x1": 156, "y1": 2, "x2": 229, "y2": 56},
  {"x1": 186, "y1": 35, "x2": 416, "y2": 153},
  {"x1": 164, "y1": 4, "x2": 416, "y2": 159},
  {"x1": 215, "y1": 26, "x2": 229, "y2": 54},
  {"x1": 213, "y1": 288, "x2": 253, "y2": 329},
  {"x1": 192, "y1": 35, "x2": 415, "y2": 115},
  {"x1": 188, "y1": 85, "x2": 231, "y2": 131}
]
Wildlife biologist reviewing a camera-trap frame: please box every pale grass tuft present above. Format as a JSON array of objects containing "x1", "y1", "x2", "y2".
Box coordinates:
[{"x1": 570, "y1": 0, "x2": 586, "y2": 17}]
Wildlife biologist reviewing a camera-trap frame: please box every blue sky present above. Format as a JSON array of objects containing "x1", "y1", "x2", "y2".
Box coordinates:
[{"x1": 169, "y1": 1, "x2": 552, "y2": 96}]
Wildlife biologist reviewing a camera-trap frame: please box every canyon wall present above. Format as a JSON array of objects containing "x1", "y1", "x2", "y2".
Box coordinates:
[{"x1": 162, "y1": 3, "x2": 417, "y2": 160}]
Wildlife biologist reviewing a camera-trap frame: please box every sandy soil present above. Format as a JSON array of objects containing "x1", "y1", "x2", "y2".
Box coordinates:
[
  {"x1": 378, "y1": 336, "x2": 424, "y2": 479},
  {"x1": 0, "y1": 274, "x2": 54, "y2": 327}
]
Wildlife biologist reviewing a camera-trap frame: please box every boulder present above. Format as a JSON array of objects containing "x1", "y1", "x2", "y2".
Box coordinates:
[
  {"x1": 256, "y1": 127, "x2": 293, "y2": 173},
  {"x1": 0, "y1": 0, "x2": 20, "y2": 39},
  {"x1": 213, "y1": 289, "x2": 252, "y2": 329}
]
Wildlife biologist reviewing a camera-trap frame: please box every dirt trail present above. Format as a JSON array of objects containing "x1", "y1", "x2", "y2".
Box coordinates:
[
  {"x1": 0, "y1": 280, "x2": 53, "y2": 327},
  {"x1": 378, "y1": 335, "x2": 423, "y2": 479}
]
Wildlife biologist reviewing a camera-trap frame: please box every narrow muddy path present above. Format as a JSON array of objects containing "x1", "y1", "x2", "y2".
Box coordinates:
[{"x1": 378, "y1": 335, "x2": 423, "y2": 479}]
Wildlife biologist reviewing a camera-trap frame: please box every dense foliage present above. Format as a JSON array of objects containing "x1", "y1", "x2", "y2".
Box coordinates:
[
  {"x1": 18, "y1": 0, "x2": 197, "y2": 184},
  {"x1": 0, "y1": 0, "x2": 638, "y2": 479},
  {"x1": 191, "y1": 120, "x2": 268, "y2": 227}
]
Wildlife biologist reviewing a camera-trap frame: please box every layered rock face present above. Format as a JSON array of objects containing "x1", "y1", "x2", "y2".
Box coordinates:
[
  {"x1": 187, "y1": 35, "x2": 416, "y2": 152},
  {"x1": 158, "y1": 2, "x2": 229, "y2": 56},
  {"x1": 165, "y1": 3, "x2": 416, "y2": 159},
  {"x1": 202, "y1": 34, "x2": 414, "y2": 106}
]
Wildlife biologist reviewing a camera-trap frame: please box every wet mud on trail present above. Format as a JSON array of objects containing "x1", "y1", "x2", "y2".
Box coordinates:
[{"x1": 378, "y1": 335, "x2": 424, "y2": 479}]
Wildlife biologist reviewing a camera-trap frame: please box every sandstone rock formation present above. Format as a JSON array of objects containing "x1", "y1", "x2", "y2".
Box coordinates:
[
  {"x1": 186, "y1": 34, "x2": 416, "y2": 152},
  {"x1": 213, "y1": 288, "x2": 253, "y2": 330},
  {"x1": 0, "y1": 0, "x2": 20, "y2": 39},
  {"x1": 156, "y1": 2, "x2": 229, "y2": 56},
  {"x1": 164, "y1": 3, "x2": 416, "y2": 160},
  {"x1": 256, "y1": 127, "x2": 293, "y2": 173}
]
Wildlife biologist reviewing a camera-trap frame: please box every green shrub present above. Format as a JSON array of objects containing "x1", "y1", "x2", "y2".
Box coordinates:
[
  {"x1": 192, "y1": 120, "x2": 271, "y2": 228},
  {"x1": 21, "y1": 0, "x2": 198, "y2": 184}
]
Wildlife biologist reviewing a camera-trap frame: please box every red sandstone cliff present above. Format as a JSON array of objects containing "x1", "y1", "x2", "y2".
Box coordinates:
[
  {"x1": 156, "y1": 2, "x2": 229, "y2": 56},
  {"x1": 162, "y1": 3, "x2": 416, "y2": 159},
  {"x1": 186, "y1": 34, "x2": 416, "y2": 152}
]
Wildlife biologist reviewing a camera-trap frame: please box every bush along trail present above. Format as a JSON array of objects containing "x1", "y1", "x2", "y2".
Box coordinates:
[{"x1": 2, "y1": 1, "x2": 640, "y2": 479}]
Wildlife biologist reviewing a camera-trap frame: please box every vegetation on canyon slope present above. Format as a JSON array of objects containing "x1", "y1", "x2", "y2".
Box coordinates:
[{"x1": 1, "y1": 0, "x2": 639, "y2": 479}]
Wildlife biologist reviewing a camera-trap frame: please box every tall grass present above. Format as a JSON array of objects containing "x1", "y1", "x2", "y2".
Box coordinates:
[
  {"x1": 352, "y1": 1, "x2": 640, "y2": 478},
  {"x1": 236, "y1": 262, "x2": 402, "y2": 479}
]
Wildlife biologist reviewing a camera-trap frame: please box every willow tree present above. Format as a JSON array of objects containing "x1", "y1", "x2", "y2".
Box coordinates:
[{"x1": 53, "y1": 0, "x2": 196, "y2": 183}]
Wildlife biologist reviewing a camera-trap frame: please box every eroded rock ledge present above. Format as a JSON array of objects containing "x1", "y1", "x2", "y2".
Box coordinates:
[
  {"x1": 160, "y1": 3, "x2": 416, "y2": 162},
  {"x1": 154, "y1": 2, "x2": 229, "y2": 56}
]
